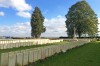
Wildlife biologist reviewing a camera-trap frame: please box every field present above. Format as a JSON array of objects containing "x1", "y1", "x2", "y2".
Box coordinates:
[{"x1": 34, "y1": 42, "x2": 100, "y2": 66}]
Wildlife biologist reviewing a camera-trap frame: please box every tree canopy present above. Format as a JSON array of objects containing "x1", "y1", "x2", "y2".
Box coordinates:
[
  {"x1": 65, "y1": 0, "x2": 98, "y2": 38},
  {"x1": 30, "y1": 7, "x2": 46, "y2": 38}
]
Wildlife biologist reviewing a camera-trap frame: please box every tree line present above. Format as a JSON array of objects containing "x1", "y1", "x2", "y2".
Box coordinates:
[{"x1": 30, "y1": 0, "x2": 98, "y2": 38}]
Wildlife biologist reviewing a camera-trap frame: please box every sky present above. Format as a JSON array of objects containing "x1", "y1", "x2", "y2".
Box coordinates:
[{"x1": 0, "y1": 0, "x2": 100, "y2": 37}]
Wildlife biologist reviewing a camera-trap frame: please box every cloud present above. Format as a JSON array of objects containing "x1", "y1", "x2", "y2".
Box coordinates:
[
  {"x1": 0, "y1": 11, "x2": 5, "y2": 16},
  {"x1": 0, "y1": 15, "x2": 67, "y2": 37},
  {"x1": 0, "y1": 0, "x2": 32, "y2": 18},
  {"x1": 0, "y1": 22, "x2": 31, "y2": 37},
  {"x1": 45, "y1": 15, "x2": 66, "y2": 31},
  {"x1": 41, "y1": 15, "x2": 67, "y2": 37},
  {"x1": 0, "y1": 16, "x2": 99, "y2": 37},
  {"x1": 0, "y1": 0, "x2": 32, "y2": 11},
  {"x1": 11, "y1": 0, "x2": 32, "y2": 11},
  {"x1": 17, "y1": 11, "x2": 31, "y2": 18},
  {"x1": 0, "y1": 0, "x2": 11, "y2": 8}
]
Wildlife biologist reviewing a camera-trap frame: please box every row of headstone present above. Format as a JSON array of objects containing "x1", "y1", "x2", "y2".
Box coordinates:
[
  {"x1": 0, "y1": 39, "x2": 63, "y2": 44},
  {"x1": 0, "y1": 39, "x2": 63, "y2": 49},
  {"x1": 0, "y1": 40, "x2": 90, "y2": 66}
]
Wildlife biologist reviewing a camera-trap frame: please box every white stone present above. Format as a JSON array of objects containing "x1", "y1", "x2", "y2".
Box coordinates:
[
  {"x1": 22, "y1": 50, "x2": 29, "y2": 66},
  {"x1": 33, "y1": 48, "x2": 38, "y2": 62},
  {"x1": 16, "y1": 52, "x2": 23, "y2": 66},
  {"x1": 0, "y1": 53, "x2": 9, "y2": 66},
  {"x1": 29, "y1": 50, "x2": 34, "y2": 63},
  {"x1": 8, "y1": 52, "x2": 16, "y2": 66}
]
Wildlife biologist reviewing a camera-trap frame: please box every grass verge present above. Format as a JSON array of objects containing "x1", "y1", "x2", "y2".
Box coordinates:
[{"x1": 33, "y1": 42, "x2": 100, "y2": 66}]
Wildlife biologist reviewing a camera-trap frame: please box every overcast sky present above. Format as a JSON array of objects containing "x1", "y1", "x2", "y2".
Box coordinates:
[{"x1": 0, "y1": 0, "x2": 100, "y2": 37}]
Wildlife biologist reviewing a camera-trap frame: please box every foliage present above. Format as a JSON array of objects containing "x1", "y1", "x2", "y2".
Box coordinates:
[
  {"x1": 31, "y1": 7, "x2": 46, "y2": 38},
  {"x1": 65, "y1": 1, "x2": 98, "y2": 38}
]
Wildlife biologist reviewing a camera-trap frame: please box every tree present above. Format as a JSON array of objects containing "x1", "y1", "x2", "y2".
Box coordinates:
[
  {"x1": 65, "y1": 0, "x2": 98, "y2": 38},
  {"x1": 30, "y1": 7, "x2": 46, "y2": 38}
]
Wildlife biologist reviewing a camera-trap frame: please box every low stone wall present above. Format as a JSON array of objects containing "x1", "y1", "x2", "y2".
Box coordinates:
[
  {"x1": 0, "y1": 39, "x2": 63, "y2": 49},
  {"x1": 0, "y1": 40, "x2": 90, "y2": 66}
]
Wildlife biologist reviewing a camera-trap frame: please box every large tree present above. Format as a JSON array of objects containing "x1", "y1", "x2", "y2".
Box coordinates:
[
  {"x1": 30, "y1": 7, "x2": 46, "y2": 38},
  {"x1": 65, "y1": 0, "x2": 98, "y2": 38}
]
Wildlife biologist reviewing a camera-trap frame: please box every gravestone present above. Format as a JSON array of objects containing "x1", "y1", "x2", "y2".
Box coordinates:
[
  {"x1": 48, "y1": 47, "x2": 52, "y2": 56},
  {"x1": 33, "y1": 48, "x2": 38, "y2": 62},
  {"x1": 41, "y1": 47, "x2": 46, "y2": 59},
  {"x1": 29, "y1": 50, "x2": 34, "y2": 63},
  {"x1": 0, "y1": 53, "x2": 9, "y2": 66},
  {"x1": 45, "y1": 47, "x2": 49, "y2": 57},
  {"x1": 36, "y1": 48, "x2": 41, "y2": 60},
  {"x1": 22, "y1": 50, "x2": 29, "y2": 66},
  {"x1": 8, "y1": 52, "x2": 16, "y2": 66},
  {"x1": 0, "y1": 44, "x2": 3, "y2": 49},
  {"x1": 16, "y1": 52, "x2": 23, "y2": 66}
]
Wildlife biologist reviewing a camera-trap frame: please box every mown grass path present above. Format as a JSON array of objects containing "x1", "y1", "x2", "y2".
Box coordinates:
[{"x1": 34, "y1": 42, "x2": 100, "y2": 66}]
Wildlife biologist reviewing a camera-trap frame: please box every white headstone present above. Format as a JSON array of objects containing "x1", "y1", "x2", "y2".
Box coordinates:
[
  {"x1": 8, "y1": 52, "x2": 16, "y2": 66},
  {"x1": 22, "y1": 50, "x2": 29, "y2": 66},
  {"x1": 29, "y1": 50, "x2": 34, "y2": 63},
  {"x1": 16, "y1": 52, "x2": 23, "y2": 66},
  {"x1": 0, "y1": 53, "x2": 9, "y2": 66}
]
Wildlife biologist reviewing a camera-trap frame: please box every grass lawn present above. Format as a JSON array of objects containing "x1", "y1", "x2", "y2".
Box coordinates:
[
  {"x1": 34, "y1": 42, "x2": 100, "y2": 66},
  {"x1": 0, "y1": 41, "x2": 68, "y2": 53}
]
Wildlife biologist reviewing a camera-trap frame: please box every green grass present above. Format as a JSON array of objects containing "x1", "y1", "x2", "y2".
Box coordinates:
[
  {"x1": 34, "y1": 42, "x2": 100, "y2": 66},
  {"x1": 0, "y1": 41, "x2": 68, "y2": 54}
]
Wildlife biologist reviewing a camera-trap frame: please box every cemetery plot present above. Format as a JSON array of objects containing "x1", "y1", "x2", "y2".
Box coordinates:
[{"x1": 0, "y1": 39, "x2": 90, "y2": 66}]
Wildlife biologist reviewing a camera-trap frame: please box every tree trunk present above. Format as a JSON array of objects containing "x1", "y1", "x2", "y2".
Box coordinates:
[{"x1": 78, "y1": 33, "x2": 81, "y2": 38}]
